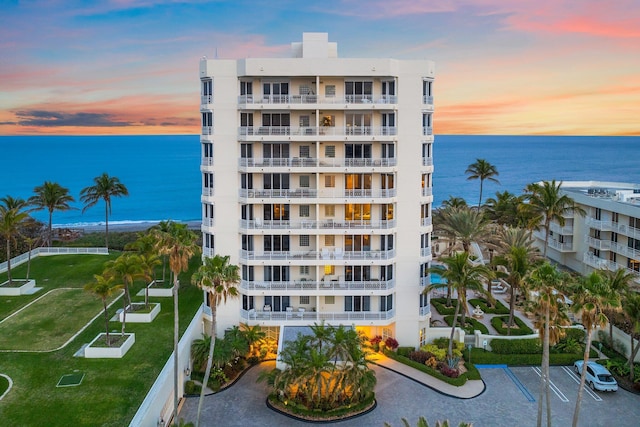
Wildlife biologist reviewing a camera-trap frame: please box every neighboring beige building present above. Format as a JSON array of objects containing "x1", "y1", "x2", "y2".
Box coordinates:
[
  {"x1": 533, "y1": 181, "x2": 640, "y2": 288},
  {"x1": 198, "y1": 33, "x2": 436, "y2": 347}
]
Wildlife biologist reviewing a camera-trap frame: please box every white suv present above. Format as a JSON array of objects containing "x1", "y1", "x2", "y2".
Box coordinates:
[{"x1": 573, "y1": 360, "x2": 618, "y2": 392}]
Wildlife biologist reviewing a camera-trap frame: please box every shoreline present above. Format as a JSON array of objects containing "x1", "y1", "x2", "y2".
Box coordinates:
[{"x1": 54, "y1": 220, "x2": 201, "y2": 233}]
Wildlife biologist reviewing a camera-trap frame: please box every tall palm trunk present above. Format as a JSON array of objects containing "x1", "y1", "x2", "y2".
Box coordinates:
[
  {"x1": 103, "y1": 298, "x2": 110, "y2": 345},
  {"x1": 537, "y1": 304, "x2": 551, "y2": 427},
  {"x1": 6, "y1": 239, "x2": 12, "y2": 283},
  {"x1": 172, "y1": 276, "x2": 180, "y2": 425},
  {"x1": 543, "y1": 220, "x2": 551, "y2": 257},
  {"x1": 48, "y1": 210, "x2": 53, "y2": 246},
  {"x1": 573, "y1": 326, "x2": 593, "y2": 427},
  {"x1": 104, "y1": 202, "x2": 109, "y2": 249},
  {"x1": 196, "y1": 295, "x2": 217, "y2": 427},
  {"x1": 120, "y1": 290, "x2": 127, "y2": 336},
  {"x1": 448, "y1": 300, "x2": 461, "y2": 358},
  {"x1": 507, "y1": 286, "x2": 515, "y2": 336}
]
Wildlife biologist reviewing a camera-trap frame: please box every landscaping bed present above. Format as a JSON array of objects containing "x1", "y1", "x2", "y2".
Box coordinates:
[
  {"x1": 490, "y1": 315, "x2": 534, "y2": 335},
  {"x1": 468, "y1": 298, "x2": 509, "y2": 315},
  {"x1": 443, "y1": 315, "x2": 489, "y2": 335}
]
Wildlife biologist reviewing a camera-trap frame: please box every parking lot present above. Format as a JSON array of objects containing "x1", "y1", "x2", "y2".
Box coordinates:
[{"x1": 180, "y1": 363, "x2": 640, "y2": 427}]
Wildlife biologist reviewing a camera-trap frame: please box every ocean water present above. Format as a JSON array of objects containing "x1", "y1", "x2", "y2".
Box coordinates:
[{"x1": 0, "y1": 135, "x2": 638, "y2": 227}]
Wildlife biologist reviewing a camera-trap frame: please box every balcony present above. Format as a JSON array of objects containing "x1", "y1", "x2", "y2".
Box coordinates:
[
  {"x1": 421, "y1": 217, "x2": 432, "y2": 227},
  {"x1": 583, "y1": 254, "x2": 640, "y2": 280},
  {"x1": 546, "y1": 239, "x2": 574, "y2": 252},
  {"x1": 549, "y1": 222, "x2": 574, "y2": 235},
  {"x1": 200, "y1": 95, "x2": 213, "y2": 109},
  {"x1": 201, "y1": 126, "x2": 213, "y2": 136},
  {"x1": 240, "y1": 248, "x2": 396, "y2": 261},
  {"x1": 238, "y1": 188, "x2": 396, "y2": 199},
  {"x1": 420, "y1": 275, "x2": 431, "y2": 287},
  {"x1": 239, "y1": 218, "x2": 396, "y2": 230},
  {"x1": 201, "y1": 217, "x2": 215, "y2": 229},
  {"x1": 238, "y1": 157, "x2": 398, "y2": 169},
  {"x1": 202, "y1": 187, "x2": 214, "y2": 198},
  {"x1": 422, "y1": 126, "x2": 433, "y2": 136},
  {"x1": 422, "y1": 157, "x2": 433, "y2": 167},
  {"x1": 612, "y1": 222, "x2": 640, "y2": 239},
  {"x1": 423, "y1": 95, "x2": 434, "y2": 105},
  {"x1": 241, "y1": 308, "x2": 395, "y2": 324},
  {"x1": 238, "y1": 126, "x2": 398, "y2": 139},
  {"x1": 585, "y1": 217, "x2": 613, "y2": 231},
  {"x1": 201, "y1": 157, "x2": 214, "y2": 167},
  {"x1": 202, "y1": 247, "x2": 215, "y2": 258},
  {"x1": 420, "y1": 247, "x2": 432, "y2": 257},
  {"x1": 240, "y1": 278, "x2": 395, "y2": 292},
  {"x1": 422, "y1": 187, "x2": 433, "y2": 197},
  {"x1": 585, "y1": 236, "x2": 612, "y2": 251},
  {"x1": 419, "y1": 305, "x2": 431, "y2": 317}
]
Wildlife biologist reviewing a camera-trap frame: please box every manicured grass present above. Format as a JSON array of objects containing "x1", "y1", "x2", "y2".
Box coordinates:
[
  {"x1": 0, "y1": 253, "x2": 203, "y2": 427},
  {"x1": 0, "y1": 375, "x2": 9, "y2": 395},
  {"x1": 490, "y1": 315, "x2": 534, "y2": 336},
  {"x1": 0, "y1": 288, "x2": 119, "y2": 351},
  {"x1": 468, "y1": 298, "x2": 509, "y2": 315},
  {"x1": 0, "y1": 253, "x2": 120, "y2": 321},
  {"x1": 443, "y1": 315, "x2": 490, "y2": 335}
]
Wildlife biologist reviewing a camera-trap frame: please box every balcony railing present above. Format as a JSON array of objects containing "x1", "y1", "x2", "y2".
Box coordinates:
[
  {"x1": 202, "y1": 247, "x2": 215, "y2": 258},
  {"x1": 239, "y1": 219, "x2": 397, "y2": 230},
  {"x1": 238, "y1": 188, "x2": 396, "y2": 199},
  {"x1": 241, "y1": 308, "x2": 395, "y2": 323},
  {"x1": 202, "y1": 126, "x2": 213, "y2": 135},
  {"x1": 546, "y1": 239, "x2": 574, "y2": 252},
  {"x1": 585, "y1": 217, "x2": 613, "y2": 231},
  {"x1": 201, "y1": 217, "x2": 215, "y2": 228},
  {"x1": 583, "y1": 253, "x2": 640, "y2": 279},
  {"x1": 420, "y1": 247, "x2": 432, "y2": 257},
  {"x1": 422, "y1": 157, "x2": 433, "y2": 166},
  {"x1": 422, "y1": 126, "x2": 433, "y2": 136},
  {"x1": 237, "y1": 94, "x2": 398, "y2": 105},
  {"x1": 201, "y1": 157, "x2": 214, "y2": 167},
  {"x1": 202, "y1": 187, "x2": 214, "y2": 197},
  {"x1": 420, "y1": 276, "x2": 431, "y2": 287},
  {"x1": 201, "y1": 95, "x2": 213, "y2": 107},
  {"x1": 585, "y1": 236, "x2": 611, "y2": 251},
  {"x1": 238, "y1": 157, "x2": 398, "y2": 168},
  {"x1": 423, "y1": 95, "x2": 434, "y2": 104},
  {"x1": 240, "y1": 278, "x2": 395, "y2": 291},
  {"x1": 238, "y1": 126, "x2": 397, "y2": 137},
  {"x1": 549, "y1": 222, "x2": 574, "y2": 235},
  {"x1": 419, "y1": 305, "x2": 431, "y2": 317},
  {"x1": 422, "y1": 187, "x2": 433, "y2": 197},
  {"x1": 240, "y1": 249, "x2": 396, "y2": 261},
  {"x1": 421, "y1": 217, "x2": 432, "y2": 227}
]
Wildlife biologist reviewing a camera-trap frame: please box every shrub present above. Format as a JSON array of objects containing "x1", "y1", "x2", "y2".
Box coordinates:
[
  {"x1": 564, "y1": 327, "x2": 586, "y2": 343},
  {"x1": 443, "y1": 315, "x2": 490, "y2": 335},
  {"x1": 184, "y1": 380, "x2": 200, "y2": 395},
  {"x1": 490, "y1": 338, "x2": 541, "y2": 354},
  {"x1": 431, "y1": 298, "x2": 456, "y2": 315},
  {"x1": 490, "y1": 316, "x2": 534, "y2": 336},
  {"x1": 425, "y1": 357, "x2": 438, "y2": 368},
  {"x1": 397, "y1": 346, "x2": 415, "y2": 357},
  {"x1": 408, "y1": 350, "x2": 433, "y2": 364},
  {"x1": 421, "y1": 344, "x2": 447, "y2": 361},
  {"x1": 437, "y1": 362, "x2": 459, "y2": 378},
  {"x1": 385, "y1": 337, "x2": 399, "y2": 350}
]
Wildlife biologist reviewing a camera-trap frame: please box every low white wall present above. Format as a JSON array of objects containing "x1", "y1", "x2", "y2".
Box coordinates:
[
  {"x1": 0, "y1": 247, "x2": 109, "y2": 273},
  {"x1": 592, "y1": 324, "x2": 640, "y2": 363},
  {"x1": 474, "y1": 330, "x2": 540, "y2": 351},
  {"x1": 424, "y1": 327, "x2": 465, "y2": 346},
  {"x1": 128, "y1": 305, "x2": 205, "y2": 427}
]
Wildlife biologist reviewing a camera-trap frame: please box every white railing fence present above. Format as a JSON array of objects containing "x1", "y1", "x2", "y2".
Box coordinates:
[{"x1": 0, "y1": 247, "x2": 109, "y2": 274}]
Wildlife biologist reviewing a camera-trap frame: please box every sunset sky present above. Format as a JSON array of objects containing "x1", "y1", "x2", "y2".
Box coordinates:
[{"x1": 1, "y1": 0, "x2": 639, "y2": 136}]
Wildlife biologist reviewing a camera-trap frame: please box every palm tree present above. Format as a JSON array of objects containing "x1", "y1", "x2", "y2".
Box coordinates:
[
  {"x1": 138, "y1": 253, "x2": 161, "y2": 308},
  {"x1": 570, "y1": 271, "x2": 620, "y2": 427},
  {"x1": 0, "y1": 203, "x2": 29, "y2": 284},
  {"x1": 190, "y1": 254, "x2": 240, "y2": 427},
  {"x1": 105, "y1": 253, "x2": 146, "y2": 336},
  {"x1": 526, "y1": 262, "x2": 571, "y2": 427},
  {"x1": 483, "y1": 191, "x2": 525, "y2": 227},
  {"x1": 152, "y1": 221, "x2": 199, "y2": 425},
  {"x1": 600, "y1": 268, "x2": 634, "y2": 348},
  {"x1": 440, "y1": 196, "x2": 467, "y2": 209},
  {"x1": 84, "y1": 274, "x2": 121, "y2": 346},
  {"x1": 522, "y1": 180, "x2": 586, "y2": 257},
  {"x1": 465, "y1": 158, "x2": 500, "y2": 208},
  {"x1": 623, "y1": 292, "x2": 640, "y2": 381},
  {"x1": 241, "y1": 324, "x2": 266, "y2": 358},
  {"x1": 489, "y1": 227, "x2": 541, "y2": 334},
  {"x1": 29, "y1": 181, "x2": 75, "y2": 246},
  {"x1": 435, "y1": 205, "x2": 490, "y2": 254},
  {"x1": 424, "y1": 252, "x2": 490, "y2": 358},
  {"x1": 80, "y1": 173, "x2": 129, "y2": 250}
]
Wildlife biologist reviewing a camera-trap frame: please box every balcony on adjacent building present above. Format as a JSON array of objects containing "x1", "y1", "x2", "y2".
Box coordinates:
[
  {"x1": 585, "y1": 236, "x2": 612, "y2": 251},
  {"x1": 202, "y1": 126, "x2": 213, "y2": 135},
  {"x1": 546, "y1": 239, "x2": 574, "y2": 252},
  {"x1": 420, "y1": 247, "x2": 432, "y2": 257},
  {"x1": 421, "y1": 187, "x2": 433, "y2": 197},
  {"x1": 238, "y1": 188, "x2": 396, "y2": 199},
  {"x1": 238, "y1": 157, "x2": 398, "y2": 169},
  {"x1": 422, "y1": 157, "x2": 433, "y2": 167},
  {"x1": 549, "y1": 222, "x2": 574, "y2": 235},
  {"x1": 421, "y1": 217, "x2": 432, "y2": 227},
  {"x1": 419, "y1": 305, "x2": 431, "y2": 317},
  {"x1": 200, "y1": 95, "x2": 213, "y2": 109},
  {"x1": 237, "y1": 94, "x2": 398, "y2": 106},
  {"x1": 585, "y1": 217, "x2": 613, "y2": 231},
  {"x1": 422, "y1": 126, "x2": 433, "y2": 136}
]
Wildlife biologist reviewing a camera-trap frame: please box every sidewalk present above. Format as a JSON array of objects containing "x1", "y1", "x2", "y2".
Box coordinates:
[{"x1": 368, "y1": 352, "x2": 485, "y2": 399}]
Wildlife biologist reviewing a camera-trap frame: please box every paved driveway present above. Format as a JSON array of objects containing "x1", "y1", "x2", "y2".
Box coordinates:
[{"x1": 179, "y1": 362, "x2": 640, "y2": 427}]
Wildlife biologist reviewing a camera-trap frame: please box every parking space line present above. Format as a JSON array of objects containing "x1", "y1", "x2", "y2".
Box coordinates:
[
  {"x1": 477, "y1": 365, "x2": 535, "y2": 402},
  {"x1": 561, "y1": 366, "x2": 603, "y2": 402},
  {"x1": 532, "y1": 367, "x2": 570, "y2": 402}
]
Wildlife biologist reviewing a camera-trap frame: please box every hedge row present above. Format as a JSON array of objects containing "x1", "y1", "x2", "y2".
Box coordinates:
[
  {"x1": 491, "y1": 338, "x2": 541, "y2": 354},
  {"x1": 384, "y1": 351, "x2": 468, "y2": 386},
  {"x1": 490, "y1": 316, "x2": 534, "y2": 336},
  {"x1": 443, "y1": 315, "x2": 490, "y2": 335},
  {"x1": 431, "y1": 298, "x2": 457, "y2": 315},
  {"x1": 469, "y1": 348, "x2": 596, "y2": 366}
]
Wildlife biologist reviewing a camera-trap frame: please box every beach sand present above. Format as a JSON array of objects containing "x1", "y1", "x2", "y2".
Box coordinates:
[{"x1": 62, "y1": 220, "x2": 201, "y2": 234}]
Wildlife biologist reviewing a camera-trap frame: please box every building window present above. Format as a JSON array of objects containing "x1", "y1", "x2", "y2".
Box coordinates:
[
  {"x1": 325, "y1": 235, "x2": 335, "y2": 246},
  {"x1": 423, "y1": 79, "x2": 433, "y2": 97},
  {"x1": 203, "y1": 142, "x2": 213, "y2": 159},
  {"x1": 300, "y1": 235, "x2": 310, "y2": 246},
  {"x1": 325, "y1": 205, "x2": 335, "y2": 217},
  {"x1": 419, "y1": 293, "x2": 429, "y2": 308},
  {"x1": 203, "y1": 203, "x2": 214, "y2": 219},
  {"x1": 204, "y1": 173, "x2": 214, "y2": 189},
  {"x1": 263, "y1": 143, "x2": 289, "y2": 159},
  {"x1": 240, "y1": 81, "x2": 253, "y2": 96},
  {"x1": 380, "y1": 264, "x2": 393, "y2": 280},
  {"x1": 263, "y1": 82, "x2": 289, "y2": 98},
  {"x1": 202, "y1": 112, "x2": 213, "y2": 127},
  {"x1": 345, "y1": 174, "x2": 372, "y2": 190},
  {"x1": 381, "y1": 174, "x2": 394, "y2": 190},
  {"x1": 299, "y1": 205, "x2": 310, "y2": 217},
  {"x1": 300, "y1": 295, "x2": 310, "y2": 305},
  {"x1": 300, "y1": 265, "x2": 310, "y2": 275},
  {"x1": 299, "y1": 145, "x2": 310, "y2": 158},
  {"x1": 202, "y1": 79, "x2": 212, "y2": 96},
  {"x1": 325, "y1": 145, "x2": 336, "y2": 158},
  {"x1": 345, "y1": 81, "x2": 373, "y2": 102},
  {"x1": 240, "y1": 112, "x2": 253, "y2": 127},
  {"x1": 242, "y1": 265, "x2": 254, "y2": 281},
  {"x1": 264, "y1": 235, "x2": 290, "y2": 251},
  {"x1": 204, "y1": 233, "x2": 214, "y2": 249},
  {"x1": 381, "y1": 203, "x2": 394, "y2": 220},
  {"x1": 346, "y1": 265, "x2": 371, "y2": 281},
  {"x1": 264, "y1": 295, "x2": 290, "y2": 312},
  {"x1": 345, "y1": 235, "x2": 371, "y2": 251},
  {"x1": 325, "y1": 175, "x2": 335, "y2": 188},
  {"x1": 345, "y1": 296, "x2": 371, "y2": 312},
  {"x1": 263, "y1": 173, "x2": 290, "y2": 190},
  {"x1": 242, "y1": 295, "x2": 254, "y2": 310},
  {"x1": 382, "y1": 143, "x2": 395, "y2": 159},
  {"x1": 345, "y1": 204, "x2": 371, "y2": 221},
  {"x1": 325, "y1": 295, "x2": 335, "y2": 304},
  {"x1": 380, "y1": 294, "x2": 393, "y2": 312},
  {"x1": 325, "y1": 85, "x2": 336, "y2": 97},
  {"x1": 241, "y1": 235, "x2": 253, "y2": 251},
  {"x1": 345, "y1": 144, "x2": 372, "y2": 159},
  {"x1": 240, "y1": 143, "x2": 252, "y2": 158},
  {"x1": 264, "y1": 204, "x2": 289, "y2": 221},
  {"x1": 324, "y1": 265, "x2": 335, "y2": 275},
  {"x1": 264, "y1": 266, "x2": 290, "y2": 281},
  {"x1": 300, "y1": 175, "x2": 310, "y2": 188}
]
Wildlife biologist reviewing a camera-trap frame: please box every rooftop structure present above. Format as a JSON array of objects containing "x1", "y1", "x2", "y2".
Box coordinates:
[{"x1": 198, "y1": 33, "x2": 436, "y2": 347}]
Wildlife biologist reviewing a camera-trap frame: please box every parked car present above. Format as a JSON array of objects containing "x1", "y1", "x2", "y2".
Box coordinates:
[{"x1": 573, "y1": 360, "x2": 618, "y2": 392}]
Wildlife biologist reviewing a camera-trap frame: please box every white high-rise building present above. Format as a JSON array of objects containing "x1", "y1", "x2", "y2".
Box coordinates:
[
  {"x1": 199, "y1": 33, "x2": 435, "y2": 347},
  {"x1": 533, "y1": 181, "x2": 640, "y2": 289}
]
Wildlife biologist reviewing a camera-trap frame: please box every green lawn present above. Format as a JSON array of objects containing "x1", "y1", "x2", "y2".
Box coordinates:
[
  {"x1": 0, "y1": 288, "x2": 119, "y2": 351},
  {"x1": 0, "y1": 254, "x2": 203, "y2": 427}
]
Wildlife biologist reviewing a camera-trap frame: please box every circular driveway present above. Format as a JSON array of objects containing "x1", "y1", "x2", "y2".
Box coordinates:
[{"x1": 179, "y1": 362, "x2": 640, "y2": 426}]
